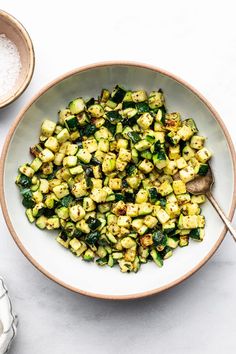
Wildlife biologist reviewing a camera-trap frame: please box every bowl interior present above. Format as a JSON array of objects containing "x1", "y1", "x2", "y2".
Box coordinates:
[
  {"x1": 2, "y1": 64, "x2": 235, "y2": 298},
  {"x1": 0, "y1": 11, "x2": 34, "y2": 107}
]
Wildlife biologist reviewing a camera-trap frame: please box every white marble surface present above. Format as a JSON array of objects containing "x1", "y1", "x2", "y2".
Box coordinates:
[{"x1": 0, "y1": 1, "x2": 236, "y2": 353}]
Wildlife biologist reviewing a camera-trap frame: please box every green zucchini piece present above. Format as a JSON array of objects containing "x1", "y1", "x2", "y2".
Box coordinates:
[
  {"x1": 21, "y1": 188, "x2": 35, "y2": 208},
  {"x1": 30, "y1": 144, "x2": 43, "y2": 157},
  {"x1": 122, "y1": 101, "x2": 136, "y2": 109},
  {"x1": 179, "y1": 235, "x2": 189, "y2": 247},
  {"x1": 183, "y1": 118, "x2": 198, "y2": 133},
  {"x1": 30, "y1": 158, "x2": 42, "y2": 172},
  {"x1": 153, "y1": 151, "x2": 167, "y2": 169},
  {"x1": 25, "y1": 209, "x2": 35, "y2": 223},
  {"x1": 135, "y1": 140, "x2": 151, "y2": 151},
  {"x1": 166, "y1": 236, "x2": 179, "y2": 249},
  {"x1": 35, "y1": 215, "x2": 47, "y2": 229},
  {"x1": 69, "y1": 98, "x2": 86, "y2": 114},
  {"x1": 124, "y1": 192, "x2": 135, "y2": 203},
  {"x1": 96, "y1": 257, "x2": 108, "y2": 266},
  {"x1": 64, "y1": 115, "x2": 78, "y2": 132},
  {"x1": 114, "y1": 193, "x2": 125, "y2": 202},
  {"x1": 81, "y1": 124, "x2": 97, "y2": 137},
  {"x1": 87, "y1": 217, "x2": 101, "y2": 231},
  {"x1": 86, "y1": 231, "x2": 100, "y2": 245},
  {"x1": 151, "y1": 140, "x2": 163, "y2": 154},
  {"x1": 83, "y1": 249, "x2": 95, "y2": 261},
  {"x1": 166, "y1": 131, "x2": 180, "y2": 145},
  {"x1": 77, "y1": 112, "x2": 89, "y2": 126},
  {"x1": 100, "y1": 89, "x2": 110, "y2": 103},
  {"x1": 160, "y1": 246, "x2": 173, "y2": 259},
  {"x1": 145, "y1": 135, "x2": 155, "y2": 144},
  {"x1": 126, "y1": 164, "x2": 138, "y2": 176},
  {"x1": 127, "y1": 131, "x2": 141, "y2": 144},
  {"x1": 149, "y1": 187, "x2": 159, "y2": 203},
  {"x1": 198, "y1": 163, "x2": 209, "y2": 176},
  {"x1": 150, "y1": 249, "x2": 163, "y2": 267},
  {"x1": 141, "y1": 150, "x2": 152, "y2": 160},
  {"x1": 86, "y1": 97, "x2": 95, "y2": 108},
  {"x1": 107, "y1": 255, "x2": 114, "y2": 267},
  {"x1": 104, "y1": 120, "x2": 116, "y2": 135},
  {"x1": 152, "y1": 231, "x2": 167, "y2": 246},
  {"x1": 106, "y1": 111, "x2": 122, "y2": 123},
  {"x1": 189, "y1": 228, "x2": 204, "y2": 241},
  {"x1": 159, "y1": 198, "x2": 166, "y2": 208},
  {"x1": 106, "y1": 100, "x2": 117, "y2": 109},
  {"x1": 136, "y1": 102, "x2": 150, "y2": 113},
  {"x1": 16, "y1": 174, "x2": 32, "y2": 188},
  {"x1": 111, "y1": 85, "x2": 126, "y2": 103}
]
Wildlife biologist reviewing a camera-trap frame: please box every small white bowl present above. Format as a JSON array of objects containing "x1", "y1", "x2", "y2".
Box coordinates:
[
  {"x1": 0, "y1": 62, "x2": 235, "y2": 300},
  {"x1": 0, "y1": 10, "x2": 35, "y2": 108},
  {"x1": 0, "y1": 278, "x2": 17, "y2": 354}
]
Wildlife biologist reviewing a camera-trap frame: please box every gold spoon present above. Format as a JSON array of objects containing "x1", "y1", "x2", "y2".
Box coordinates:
[{"x1": 174, "y1": 167, "x2": 236, "y2": 241}]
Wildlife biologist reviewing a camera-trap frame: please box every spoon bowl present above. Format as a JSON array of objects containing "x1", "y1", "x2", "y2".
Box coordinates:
[{"x1": 186, "y1": 167, "x2": 214, "y2": 195}]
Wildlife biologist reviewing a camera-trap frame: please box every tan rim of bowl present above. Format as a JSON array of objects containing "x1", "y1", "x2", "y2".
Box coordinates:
[
  {"x1": 0, "y1": 10, "x2": 35, "y2": 108},
  {"x1": 0, "y1": 61, "x2": 235, "y2": 300}
]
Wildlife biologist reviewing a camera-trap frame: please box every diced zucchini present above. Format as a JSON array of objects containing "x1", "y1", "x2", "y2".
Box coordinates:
[
  {"x1": 176, "y1": 157, "x2": 187, "y2": 169},
  {"x1": 166, "y1": 236, "x2": 179, "y2": 249},
  {"x1": 77, "y1": 149, "x2": 92, "y2": 163},
  {"x1": 102, "y1": 153, "x2": 116, "y2": 174},
  {"x1": 19, "y1": 164, "x2": 35, "y2": 178},
  {"x1": 153, "y1": 151, "x2": 168, "y2": 170},
  {"x1": 69, "y1": 98, "x2": 86, "y2": 114},
  {"x1": 195, "y1": 148, "x2": 212, "y2": 163},
  {"x1": 100, "y1": 89, "x2": 110, "y2": 103},
  {"x1": 36, "y1": 215, "x2": 48, "y2": 229},
  {"x1": 148, "y1": 91, "x2": 164, "y2": 109},
  {"x1": 138, "y1": 159, "x2": 154, "y2": 174},
  {"x1": 165, "y1": 112, "x2": 181, "y2": 132},
  {"x1": 191, "y1": 194, "x2": 206, "y2": 204},
  {"x1": 189, "y1": 228, "x2": 205, "y2": 241},
  {"x1": 158, "y1": 180, "x2": 173, "y2": 196},
  {"x1": 135, "y1": 140, "x2": 151, "y2": 152},
  {"x1": 182, "y1": 145, "x2": 195, "y2": 161},
  {"x1": 143, "y1": 215, "x2": 158, "y2": 228},
  {"x1": 41, "y1": 120, "x2": 56, "y2": 137},
  {"x1": 138, "y1": 203, "x2": 153, "y2": 216},
  {"x1": 190, "y1": 135, "x2": 205, "y2": 150},
  {"x1": 172, "y1": 180, "x2": 186, "y2": 195},
  {"x1": 69, "y1": 204, "x2": 85, "y2": 222},
  {"x1": 30, "y1": 158, "x2": 43, "y2": 172},
  {"x1": 150, "y1": 249, "x2": 163, "y2": 267},
  {"x1": 156, "y1": 209, "x2": 170, "y2": 224},
  {"x1": 183, "y1": 118, "x2": 198, "y2": 133},
  {"x1": 53, "y1": 183, "x2": 70, "y2": 199},
  {"x1": 137, "y1": 113, "x2": 153, "y2": 130},
  {"x1": 16, "y1": 84, "x2": 212, "y2": 274},
  {"x1": 179, "y1": 166, "x2": 195, "y2": 183},
  {"x1": 57, "y1": 128, "x2": 70, "y2": 143},
  {"x1": 25, "y1": 208, "x2": 35, "y2": 223},
  {"x1": 63, "y1": 156, "x2": 78, "y2": 167},
  {"x1": 132, "y1": 90, "x2": 147, "y2": 103},
  {"x1": 178, "y1": 214, "x2": 198, "y2": 229},
  {"x1": 179, "y1": 235, "x2": 189, "y2": 247},
  {"x1": 88, "y1": 104, "x2": 104, "y2": 118}
]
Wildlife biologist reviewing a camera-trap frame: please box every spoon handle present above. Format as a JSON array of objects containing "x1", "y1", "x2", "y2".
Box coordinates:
[{"x1": 206, "y1": 192, "x2": 236, "y2": 242}]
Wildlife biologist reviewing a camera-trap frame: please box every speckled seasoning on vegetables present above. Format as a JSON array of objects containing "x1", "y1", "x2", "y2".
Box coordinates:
[{"x1": 16, "y1": 85, "x2": 212, "y2": 273}]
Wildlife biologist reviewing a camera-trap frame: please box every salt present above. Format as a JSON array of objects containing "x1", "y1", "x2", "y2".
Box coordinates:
[{"x1": 0, "y1": 34, "x2": 22, "y2": 100}]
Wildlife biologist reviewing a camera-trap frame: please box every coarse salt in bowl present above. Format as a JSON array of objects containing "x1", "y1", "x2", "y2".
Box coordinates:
[{"x1": 0, "y1": 10, "x2": 35, "y2": 108}]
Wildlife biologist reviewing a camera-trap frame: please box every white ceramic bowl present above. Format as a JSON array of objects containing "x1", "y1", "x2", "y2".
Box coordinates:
[
  {"x1": 0, "y1": 278, "x2": 17, "y2": 354},
  {"x1": 1, "y1": 62, "x2": 235, "y2": 300}
]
